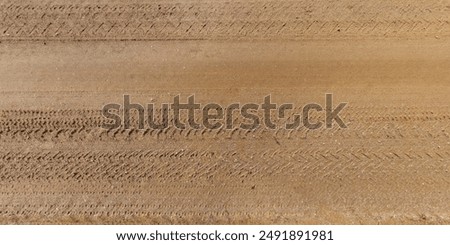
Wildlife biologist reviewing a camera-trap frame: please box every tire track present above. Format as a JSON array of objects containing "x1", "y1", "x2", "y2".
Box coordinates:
[
  {"x1": 1, "y1": 106, "x2": 450, "y2": 141},
  {"x1": 1, "y1": 0, "x2": 449, "y2": 40},
  {"x1": 0, "y1": 148, "x2": 448, "y2": 182}
]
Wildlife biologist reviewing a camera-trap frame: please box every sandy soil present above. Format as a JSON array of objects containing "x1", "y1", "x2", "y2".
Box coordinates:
[{"x1": 0, "y1": 0, "x2": 449, "y2": 224}]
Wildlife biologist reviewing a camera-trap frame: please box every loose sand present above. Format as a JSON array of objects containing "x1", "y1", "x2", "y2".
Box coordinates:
[{"x1": 0, "y1": 0, "x2": 449, "y2": 224}]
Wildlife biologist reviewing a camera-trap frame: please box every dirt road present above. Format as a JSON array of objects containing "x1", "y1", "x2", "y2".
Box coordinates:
[{"x1": 0, "y1": 0, "x2": 449, "y2": 224}]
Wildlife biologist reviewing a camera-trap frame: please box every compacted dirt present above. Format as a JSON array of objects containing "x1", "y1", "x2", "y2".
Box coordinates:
[{"x1": 0, "y1": 0, "x2": 450, "y2": 224}]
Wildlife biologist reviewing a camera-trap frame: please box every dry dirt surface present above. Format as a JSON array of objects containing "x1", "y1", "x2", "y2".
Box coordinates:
[{"x1": 0, "y1": 0, "x2": 450, "y2": 224}]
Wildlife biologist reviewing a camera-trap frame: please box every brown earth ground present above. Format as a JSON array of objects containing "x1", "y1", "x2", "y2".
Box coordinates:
[{"x1": 0, "y1": 0, "x2": 449, "y2": 224}]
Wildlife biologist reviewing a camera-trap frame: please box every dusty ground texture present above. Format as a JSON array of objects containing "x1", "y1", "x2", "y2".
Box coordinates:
[{"x1": 0, "y1": 0, "x2": 450, "y2": 224}]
